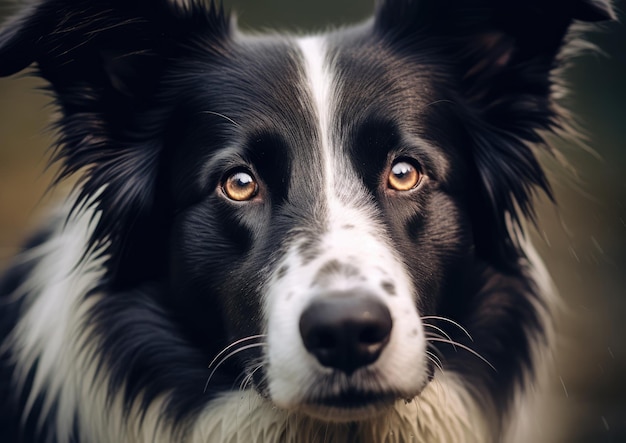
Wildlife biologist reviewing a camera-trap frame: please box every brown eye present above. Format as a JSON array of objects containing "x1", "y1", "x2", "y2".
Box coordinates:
[
  {"x1": 387, "y1": 160, "x2": 421, "y2": 191},
  {"x1": 223, "y1": 171, "x2": 259, "y2": 201}
]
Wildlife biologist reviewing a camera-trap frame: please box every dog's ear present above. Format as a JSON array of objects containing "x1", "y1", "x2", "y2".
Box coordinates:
[
  {"x1": 375, "y1": 0, "x2": 614, "y2": 267},
  {"x1": 0, "y1": 0, "x2": 231, "y2": 282},
  {"x1": 0, "y1": 0, "x2": 231, "y2": 89}
]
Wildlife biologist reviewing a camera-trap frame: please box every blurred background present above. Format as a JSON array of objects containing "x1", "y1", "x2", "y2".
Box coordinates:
[{"x1": 0, "y1": 0, "x2": 624, "y2": 441}]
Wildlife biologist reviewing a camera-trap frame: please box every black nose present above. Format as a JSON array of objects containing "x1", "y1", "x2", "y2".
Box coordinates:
[{"x1": 299, "y1": 293, "x2": 393, "y2": 375}]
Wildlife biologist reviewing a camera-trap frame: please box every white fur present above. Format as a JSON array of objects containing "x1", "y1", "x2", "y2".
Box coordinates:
[
  {"x1": 7, "y1": 200, "x2": 107, "y2": 442},
  {"x1": 186, "y1": 374, "x2": 486, "y2": 443},
  {"x1": 502, "y1": 236, "x2": 557, "y2": 443}
]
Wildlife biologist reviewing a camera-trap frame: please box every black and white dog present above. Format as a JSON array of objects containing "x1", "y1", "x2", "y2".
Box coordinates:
[{"x1": 0, "y1": 0, "x2": 614, "y2": 442}]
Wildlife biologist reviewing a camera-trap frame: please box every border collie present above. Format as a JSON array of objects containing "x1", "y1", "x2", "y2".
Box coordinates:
[{"x1": 0, "y1": 0, "x2": 614, "y2": 442}]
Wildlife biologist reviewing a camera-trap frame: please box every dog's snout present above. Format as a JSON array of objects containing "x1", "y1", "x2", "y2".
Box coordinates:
[{"x1": 299, "y1": 293, "x2": 392, "y2": 375}]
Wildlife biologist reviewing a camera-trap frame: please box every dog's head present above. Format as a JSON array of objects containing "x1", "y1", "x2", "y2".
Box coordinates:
[{"x1": 0, "y1": 0, "x2": 613, "y2": 422}]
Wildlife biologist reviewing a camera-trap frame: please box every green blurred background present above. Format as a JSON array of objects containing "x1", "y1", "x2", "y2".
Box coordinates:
[{"x1": 0, "y1": 1, "x2": 624, "y2": 441}]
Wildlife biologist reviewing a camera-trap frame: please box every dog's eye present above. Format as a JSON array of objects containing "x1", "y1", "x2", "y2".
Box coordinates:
[
  {"x1": 222, "y1": 170, "x2": 259, "y2": 201},
  {"x1": 387, "y1": 160, "x2": 421, "y2": 191}
]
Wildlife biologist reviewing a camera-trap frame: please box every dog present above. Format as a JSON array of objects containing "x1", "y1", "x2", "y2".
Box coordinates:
[{"x1": 0, "y1": 0, "x2": 614, "y2": 442}]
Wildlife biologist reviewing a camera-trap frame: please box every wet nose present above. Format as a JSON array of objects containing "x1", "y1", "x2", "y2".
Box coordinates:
[{"x1": 299, "y1": 293, "x2": 392, "y2": 375}]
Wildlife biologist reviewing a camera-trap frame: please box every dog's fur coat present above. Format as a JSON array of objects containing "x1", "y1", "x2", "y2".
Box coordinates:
[{"x1": 0, "y1": 0, "x2": 614, "y2": 442}]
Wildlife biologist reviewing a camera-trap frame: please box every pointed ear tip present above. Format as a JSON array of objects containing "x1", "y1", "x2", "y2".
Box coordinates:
[{"x1": 0, "y1": 3, "x2": 42, "y2": 77}]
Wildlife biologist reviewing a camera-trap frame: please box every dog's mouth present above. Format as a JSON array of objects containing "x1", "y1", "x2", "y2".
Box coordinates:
[
  {"x1": 262, "y1": 358, "x2": 435, "y2": 422},
  {"x1": 297, "y1": 389, "x2": 398, "y2": 422},
  {"x1": 291, "y1": 370, "x2": 433, "y2": 422},
  {"x1": 308, "y1": 359, "x2": 435, "y2": 408},
  {"x1": 313, "y1": 389, "x2": 397, "y2": 409}
]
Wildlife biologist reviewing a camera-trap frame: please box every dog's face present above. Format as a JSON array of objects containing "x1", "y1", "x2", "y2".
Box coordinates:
[
  {"x1": 167, "y1": 32, "x2": 474, "y2": 418},
  {"x1": 0, "y1": 0, "x2": 613, "y2": 425}
]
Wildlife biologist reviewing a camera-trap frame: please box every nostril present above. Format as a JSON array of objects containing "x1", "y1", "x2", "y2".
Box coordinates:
[
  {"x1": 359, "y1": 324, "x2": 388, "y2": 344},
  {"x1": 299, "y1": 293, "x2": 392, "y2": 375},
  {"x1": 315, "y1": 331, "x2": 337, "y2": 349}
]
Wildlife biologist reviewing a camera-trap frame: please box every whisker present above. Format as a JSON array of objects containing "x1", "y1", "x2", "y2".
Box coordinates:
[
  {"x1": 208, "y1": 334, "x2": 267, "y2": 370},
  {"x1": 425, "y1": 331, "x2": 455, "y2": 352},
  {"x1": 426, "y1": 338, "x2": 496, "y2": 371},
  {"x1": 426, "y1": 350, "x2": 444, "y2": 373},
  {"x1": 240, "y1": 362, "x2": 265, "y2": 392},
  {"x1": 239, "y1": 371, "x2": 252, "y2": 392},
  {"x1": 421, "y1": 99, "x2": 455, "y2": 111},
  {"x1": 426, "y1": 343, "x2": 447, "y2": 379},
  {"x1": 423, "y1": 323, "x2": 456, "y2": 350},
  {"x1": 424, "y1": 332, "x2": 444, "y2": 339},
  {"x1": 426, "y1": 341, "x2": 446, "y2": 361},
  {"x1": 204, "y1": 343, "x2": 267, "y2": 393},
  {"x1": 200, "y1": 110, "x2": 241, "y2": 128},
  {"x1": 421, "y1": 316, "x2": 473, "y2": 342},
  {"x1": 235, "y1": 369, "x2": 251, "y2": 392}
]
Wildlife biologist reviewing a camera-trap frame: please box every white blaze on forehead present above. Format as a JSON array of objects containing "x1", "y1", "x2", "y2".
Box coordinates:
[
  {"x1": 296, "y1": 36, "x2": 336, "y2": 202},
  {"x1": 296, "y1": 36, "x2": 378, "y2": 231}
]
